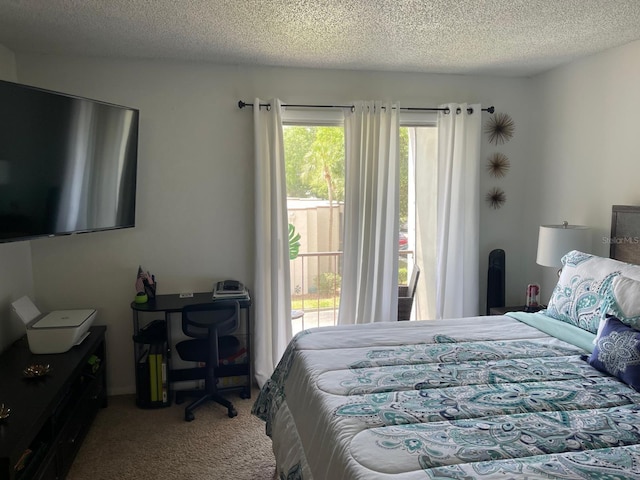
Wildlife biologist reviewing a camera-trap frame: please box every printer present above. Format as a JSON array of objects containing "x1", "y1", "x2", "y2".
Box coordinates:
[{"x1": 11, "y1": 296, "x2": 97, "y2": 354}]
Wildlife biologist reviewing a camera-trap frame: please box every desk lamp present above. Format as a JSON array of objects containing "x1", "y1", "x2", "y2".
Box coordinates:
[
  {"x1": 535, "y1": 221, "x2": 591, "y2": 310},
  {"x1": 536, "y1": 221, "x2": 591, "y2": 276}
]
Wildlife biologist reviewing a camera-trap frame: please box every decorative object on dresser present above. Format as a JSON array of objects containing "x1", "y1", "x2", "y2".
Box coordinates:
[{"x1": 0, "y1": 404, "x2": 10, "y2": 422}]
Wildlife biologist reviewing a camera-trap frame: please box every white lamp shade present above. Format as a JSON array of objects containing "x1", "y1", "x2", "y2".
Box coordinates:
[{"x1": 536, "y1": 224, "x2": 591, "y2": 268}]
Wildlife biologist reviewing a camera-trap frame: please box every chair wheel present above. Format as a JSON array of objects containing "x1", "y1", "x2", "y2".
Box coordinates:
[
  {"x1": 185, "y1": 411, "x2": 195, "y2": 422},
  {"x1": 228, "y1": 407, "x2": 237, "y2": 418}
]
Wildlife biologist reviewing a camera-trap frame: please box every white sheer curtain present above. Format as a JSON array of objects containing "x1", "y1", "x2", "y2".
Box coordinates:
[
  {"x1": 252, "y1": 98, "x2": 292, "y2": 388},
  {"x1": 410, "y1": 127, "x2": 437, "y2": 320},
  {"x1": 338, "y1": 100, "x2": 400, "y2": 324},
  {"x1": 435, "y1": 103, "x2": 481, "y2": 318}
]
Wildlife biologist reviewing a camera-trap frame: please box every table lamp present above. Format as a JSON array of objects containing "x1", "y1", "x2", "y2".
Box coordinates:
[{"x1": 536, "y1": 221, "x2": 591, "y2": 275}]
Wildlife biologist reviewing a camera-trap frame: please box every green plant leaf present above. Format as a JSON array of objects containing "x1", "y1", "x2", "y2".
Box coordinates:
[{"x1": 288, "y1": 223, "x2": 301, "y2": 260}]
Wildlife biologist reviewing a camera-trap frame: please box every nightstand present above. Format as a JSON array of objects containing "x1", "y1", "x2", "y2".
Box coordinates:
[{"x1": 489, "y1": 305, "x2": 543, "y2": 315}]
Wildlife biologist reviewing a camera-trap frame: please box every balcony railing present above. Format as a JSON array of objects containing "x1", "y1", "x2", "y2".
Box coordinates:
[
  {"x1": 290, "y1": 251, "x2": 341, "y2": 334},
  {"x1": 290, "y1": 250, "x2": 413, "y2": 335}
]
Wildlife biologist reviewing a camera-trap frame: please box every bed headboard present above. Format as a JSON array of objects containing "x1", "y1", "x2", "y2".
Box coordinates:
[{"x1": 610, "y1": 205, "x2": 640, "y2": 264}]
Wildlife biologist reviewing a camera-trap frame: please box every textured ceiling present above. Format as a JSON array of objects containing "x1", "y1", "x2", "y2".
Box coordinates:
[{"x1": 1, "y1": 0, "x2": 640, "y2": 77}]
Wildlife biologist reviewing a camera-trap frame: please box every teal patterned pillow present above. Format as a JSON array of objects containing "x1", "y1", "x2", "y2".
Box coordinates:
[{"x1": 544, "y1": 251, "x2": 640, "y2": 333}]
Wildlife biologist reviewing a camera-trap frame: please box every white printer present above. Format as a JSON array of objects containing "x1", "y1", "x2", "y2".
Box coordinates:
[{"x1": 11, "y1": 296, "x2": 97, "y2": 354}]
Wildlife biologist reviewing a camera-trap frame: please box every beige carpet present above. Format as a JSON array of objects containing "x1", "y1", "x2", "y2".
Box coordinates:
[{"x1": 67, "y1": 390, "x2": 276, "y2": 480}]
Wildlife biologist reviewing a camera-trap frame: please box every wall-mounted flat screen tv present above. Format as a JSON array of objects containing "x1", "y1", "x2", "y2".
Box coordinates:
[{"x1": 0, "y1": 80, "x2": 139, "y2": 243}]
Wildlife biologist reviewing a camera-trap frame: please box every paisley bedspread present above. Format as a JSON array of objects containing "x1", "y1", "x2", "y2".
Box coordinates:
[{"x1": 252, "y1": 314, "x2": 640, "y2": 479}]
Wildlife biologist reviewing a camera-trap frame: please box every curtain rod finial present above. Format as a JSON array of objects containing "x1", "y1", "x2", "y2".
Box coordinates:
[
  {"x1": 238, "y1": 100, "x2": 247, "y2": 109},
  {"x1": 487, "y1": 106, "x2": 495, "y2": 114}
]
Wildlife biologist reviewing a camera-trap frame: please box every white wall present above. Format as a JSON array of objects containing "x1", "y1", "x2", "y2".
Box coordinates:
[
  {"x1": 0, "y1": 44, "x2": 35, "y2": 352},
  {"x1": 524, "y1": 39, "x2": 640, "y2": 302},
  {"x1": 14, "y1": 54, "x2": 534, "y2": 394}
]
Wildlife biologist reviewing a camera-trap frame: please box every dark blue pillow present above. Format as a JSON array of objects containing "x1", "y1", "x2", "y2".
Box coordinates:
[{"x1": 587, "y1": 316, "x2": 640, "y2": 391}]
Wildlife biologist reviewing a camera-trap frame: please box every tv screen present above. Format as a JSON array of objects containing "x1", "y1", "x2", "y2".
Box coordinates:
[{"x1": 0, "y1": 80, "x2": 139, "y2": 243}]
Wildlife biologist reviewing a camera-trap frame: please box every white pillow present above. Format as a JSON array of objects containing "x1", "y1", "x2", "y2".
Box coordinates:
[{"x1": 602, "y1": 275, "x2": 640, "y2": 328}]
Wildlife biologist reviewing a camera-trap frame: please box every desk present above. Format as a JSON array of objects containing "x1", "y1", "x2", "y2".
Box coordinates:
[{"x1": 130, "y1": 292, "x2": 252, "y2": 407}]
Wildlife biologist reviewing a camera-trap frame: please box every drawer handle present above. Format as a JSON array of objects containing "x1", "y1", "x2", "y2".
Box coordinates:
[{"x1": 13, "y1": 449, "x2": 32, "y2": 471}]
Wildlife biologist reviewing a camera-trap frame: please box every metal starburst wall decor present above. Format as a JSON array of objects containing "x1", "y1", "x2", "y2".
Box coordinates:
[
  {"x1": 486, "y1": 152, "x2": 510, "y2": 178},
  {"x1": 484, "y1": 112, "x2": 515, "y2": 145},
  {"x1": 486, "y1": 187, "x2": 506, "y2": 209}
]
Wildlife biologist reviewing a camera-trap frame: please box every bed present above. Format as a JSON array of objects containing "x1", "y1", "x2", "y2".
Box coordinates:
[{"x1": 253, "y1": 206, "x2": 640, "y2": 479}]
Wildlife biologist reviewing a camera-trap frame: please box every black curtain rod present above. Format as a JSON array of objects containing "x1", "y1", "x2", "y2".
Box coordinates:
[{"x1": 237, "y1": 100, "x2": 495, "y2": 114}]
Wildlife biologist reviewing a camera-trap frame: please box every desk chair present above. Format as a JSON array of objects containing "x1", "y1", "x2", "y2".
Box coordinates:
[{"x1": 175, "y1": 301, "x2": 241, "y2": 421}]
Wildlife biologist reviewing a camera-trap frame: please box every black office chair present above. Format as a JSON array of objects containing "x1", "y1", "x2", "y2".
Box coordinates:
[{"x1": 174, "y1": 301, "x2": 241, "y2": 421}]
